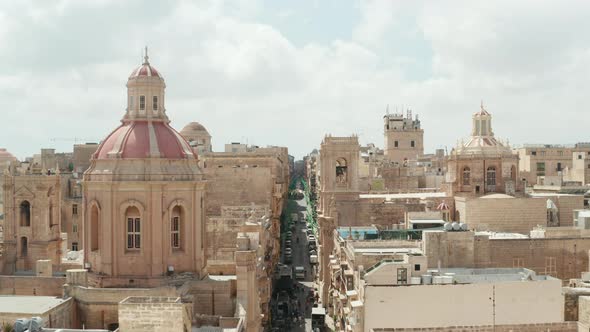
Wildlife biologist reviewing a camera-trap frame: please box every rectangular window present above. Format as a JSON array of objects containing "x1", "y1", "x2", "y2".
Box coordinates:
[
  {"x1": 127, "y1": 217, "x2": 141, "y2": 249},
  {"x1": 139, "y1": 96, "x2": 146, "y2": 111},
  {"x1": 557, "y1": 162, "x2": 562, "y2": 172},
  {"x1": 152, "y1": 96, "x2": 158, "y2": 111},
  {"x1": 414, "y1": 264, "x2": 421, "y2": 271},
  {"x1": 171, "y1": 216, "x2": 180, "y2": 249},
  {"x1": 72, "y1": 242, "x2": 78, "y2": 251},
  {"x1": 537, "y1": 162, "x2": 546, "y2": 176},
  {"x1": 394, "y1": 141, "x2": 398, "y2": 148},
  {"x1": 411, "y1": 140, "x2": 415, "y2": 148},
  {"x1": 531, "y1": 151, "x2": 537, "y2": 156},
  {"x1": 72, "y1": 224, "x2": 78, "y2": 233},
  {"x1": 72, "y1": 204, "x2": 78, "y2": 215}
]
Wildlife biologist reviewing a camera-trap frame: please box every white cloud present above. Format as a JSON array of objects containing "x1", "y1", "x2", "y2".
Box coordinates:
[{"x1": 0, "y1": 0, "x2": 589, "y2": 160}]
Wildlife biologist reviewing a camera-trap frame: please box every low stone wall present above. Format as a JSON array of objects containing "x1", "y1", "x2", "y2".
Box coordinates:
[
  {"x1": 118, "y1": 296, "x2": 189, "y2": 332},
  {"x1": 371, "y1": 322, "x2": 577, "y2": 332},
  {"x1": 0, "y1": 275, "x2": 65, "y2": 296}
]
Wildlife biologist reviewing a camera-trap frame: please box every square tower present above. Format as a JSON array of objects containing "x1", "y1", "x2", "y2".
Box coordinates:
[{"x1": 384, "y1": 110, "x2": 424, "y2": 164}]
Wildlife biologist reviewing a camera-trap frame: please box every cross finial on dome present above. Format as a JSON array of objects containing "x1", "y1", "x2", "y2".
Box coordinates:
[
  {"x1": 481, "y1": 99, "x2": 484, "y2": 110},
  {"x1": 143, "y1": 46, "x2": 149, "y2": 65}
]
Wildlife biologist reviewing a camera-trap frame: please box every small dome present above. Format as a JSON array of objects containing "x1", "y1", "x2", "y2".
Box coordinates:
[
  {"x1": 180, "y1": 122, "x2": 210, "y2": 137},
  {"x1": 129, "y1": 63, "x2": 162, "y2": 79},
  {"x1": 94, "y1": 121, "x2": 195, "y2": 160},
  {"x1": 0, "y1": 148, "x2": 16, "y2": 161}
]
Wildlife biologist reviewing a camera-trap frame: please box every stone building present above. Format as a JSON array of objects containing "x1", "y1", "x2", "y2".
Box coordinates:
[
  {"x1": 383, "y1": 109, "x2": 424, "y2": 164},
  {"x1": 446, "y1": 104, "x2": 520, "y2": 196},
  {"x1": 82, "y1": 53, "x2": 207, "y2": 287},
  {"x1": 564, "y1": 150, "x2": 590, "y2": 185},
  {"x1": 180, "y1": 122, "x2": 212, "y2": 154},
  {"x1": 516, "y1": 143, "x2": 590, "y2": 186},
  {"x1": 2, "y1": 172, "x2": 62, "y2": 272}
]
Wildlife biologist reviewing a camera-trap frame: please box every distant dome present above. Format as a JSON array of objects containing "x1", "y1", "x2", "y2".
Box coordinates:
[
  {"x1": 94, "y1": 121, "x2": 195, "y2": 160},
  {"x1": 180, "y1": 122, "x2": 211, "y2": 137},
  {"x1": 0, "y1": 148, "x2": 16, "y2": 161},
  {"x1": 129, "y1": 62, "x2": 162, "y2": 79}
]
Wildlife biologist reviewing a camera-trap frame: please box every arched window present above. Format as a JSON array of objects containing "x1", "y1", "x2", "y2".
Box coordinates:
[
  {"x1": 511, "y1": 165, "x2": 517, "y2": 182},
  {"x1": 139, "y1": 96, "x2": 146, "y2": 111},
  {"x1": 48, "y1": 203, "x2": 53, "y2": 228},
  {"x1": 336, "y1": 158, "x2": 348, "y2": 185},
  {"x1": 20, "y1": 237, "x2": 28, "y2": 257},
  {"x1": 171, "y1": 206, "x2": 183, "y2": 250},
  {"x1": 20, "y1": 201, "x2": 31, "y2": 227},
  {"x1": 462, "y1": 167, "x2": 471, "y2": 185},
  {"x1": 152, "y1": 96, "x2": 158, "y2": 111},
  {"x1": 125, "y1": 206, "x2": 141, "y2": 250},
  {"x1": 487, "y1": 167, "x2": 496, "y2": 186},
  {"x1": 90, "y1": 205, "x2": 99, "y2": 251}
]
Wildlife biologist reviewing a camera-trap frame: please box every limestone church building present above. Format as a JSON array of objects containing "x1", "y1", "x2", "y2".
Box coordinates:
[{"x1": 83, "y1": 53, "x2": 207, "y2": 287}]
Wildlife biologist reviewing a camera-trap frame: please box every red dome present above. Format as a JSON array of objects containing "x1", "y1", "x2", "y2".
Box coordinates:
[
  {"x1": 94, "y1": 121, "x2": 195, "y2": 160},
  {"x1": 129, "y1": 63, "x2": 162, "y2": 79}
]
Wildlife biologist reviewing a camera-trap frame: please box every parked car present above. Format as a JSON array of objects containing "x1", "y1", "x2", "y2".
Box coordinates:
[
  {"x1": 294, "y1": 266, "x2": 306, "y2": 279},
  {"x1": 310, "y1": 255, "x2": 318, "y2": 264}
]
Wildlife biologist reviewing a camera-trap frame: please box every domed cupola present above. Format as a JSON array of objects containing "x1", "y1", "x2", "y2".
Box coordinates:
[{"x1": 92, "y1": 48, "x2": 196, "y2": 161}]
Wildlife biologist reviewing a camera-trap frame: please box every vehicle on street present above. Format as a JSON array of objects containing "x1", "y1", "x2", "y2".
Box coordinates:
[
  {"x1": 284, "y1": 254, "x2": 292, "y2": 264},
  {"x1": 294, "y1": 266, "x2": 305, "y2": 279},
  {"x1": 285, "y1": 240, "x2": 292, "y2": 247},
  {"x1": 307, "y1": 235, "x2": 316, "y2": 242},
  {"x1": 310, "y1": 254, "x2": 318, "y2": 264},
  {"x1": 312, "y1": 306, "x2": 326, "y2": 331}
]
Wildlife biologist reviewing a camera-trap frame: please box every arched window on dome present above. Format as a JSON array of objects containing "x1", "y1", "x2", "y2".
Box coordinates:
[
  {"x1": 139, "y1": 96, "x2": 146, "y2": 111},
  {"x1": 125, "y1": 206, "x2": 141, "y2": 250},
  {"x1": 171, "y1": 205, "x2": 183, "y2": 250},
  {"x1": 462, "y1": 167, "x2": 471, "y2": 185},
  {"x1": 486, "y1": 166, "x2": 496, "y2": 186},
  {"x1": 152, "y1": 96, "x2": 158, "y2": 111},
  {"x1": 90, "y1": 205, "x2": 100, "y2": 251}
]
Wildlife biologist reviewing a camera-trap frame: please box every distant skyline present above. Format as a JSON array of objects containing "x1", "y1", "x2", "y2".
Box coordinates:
[{"x1": 1, "y1": 0, "x2": 589, "y2": 159}]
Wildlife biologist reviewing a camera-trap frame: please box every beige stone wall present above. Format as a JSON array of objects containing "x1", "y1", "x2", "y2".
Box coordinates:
[
  {"x1": 118, "y1": 297, "x2": 189, "y2": 332},
  {"x1": 463, "y1": 197, "x2": 545, "y2": 233},
  {"x1": 371, "y1": 322, "x2": 576, "y2": 332},
  {"x1": 0, "y1": 276, "x2": 66, "y2": 296},
  {"x1": 424, "y1": 231, "x2": 590, "y2": 281},
  {"x1": 364, "y1": 279, "x2": 564, "y2": 331},
  {"x1": 190, "y1": 278, "x2": 236, "y2": 317}
]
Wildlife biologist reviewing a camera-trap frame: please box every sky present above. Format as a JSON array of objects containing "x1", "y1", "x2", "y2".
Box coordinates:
[{"x1": 1, "y1": 0, "x2": 590, "y2": 160}]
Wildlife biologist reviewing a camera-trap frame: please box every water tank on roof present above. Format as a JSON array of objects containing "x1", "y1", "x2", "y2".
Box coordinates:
[
  {"x1": 459, "y1": 223, "x2": 468, "y2": 231},
  {"x1": 433, "y1": 276, "x2": 444, "y2": 284},
  {"x1": 411, "y1": 277, "x2": 421, "y2": 285},
  {"x1": 443, "y1": 222, "x2": 452, "y2": 231},
  {"x1": 451, "y1": 222, "x2": 461, "y2": 231},
  {"x1": 421, "y1": 274, "x2": 432, "y2": 284}
]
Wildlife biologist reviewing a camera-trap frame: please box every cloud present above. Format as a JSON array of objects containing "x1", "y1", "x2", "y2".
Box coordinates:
[{"x1": 0, "y1": 0, "x2": 589, "y2": 160}]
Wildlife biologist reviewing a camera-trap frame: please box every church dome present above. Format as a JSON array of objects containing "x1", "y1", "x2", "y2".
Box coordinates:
[
  {"x1": 180, "y1": 122, "x2": 211, "y2": 138},
  {"x1": 129, "y1": 62, "x2": 162, "y2": 79},
  {"x1": 0, "y1": 148, "x2": 16, "y2": 161},
  {"x1": 94, "y1": 121, "x2": 195, "y2": 160}
]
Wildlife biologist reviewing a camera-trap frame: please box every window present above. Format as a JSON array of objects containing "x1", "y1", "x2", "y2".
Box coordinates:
[
  {"x1": 397, "y1": 268, "x2": 408, "y2": 285},
  {"x1": 72, "y1": 242, "x2": 78, "y2": 251},
  {"x1": 72, "y1": 204, "x2": 78, "y2": 215},
  {"x1": 394, "y1": 141, "x2": 398, "y2": 148},
  {"x1": 20, "y1": 201, "x2": 31, "y2": 227},
  {"x1": 462, "y1": 167, "x2": 471, "y2": 185},
  {"x1": 335, "y1": 158, "x2": 347, "y2": 185},
  {"x1": 536, "y1": 162, "x2": 546, "y2": 176},
  {"x1": 126, "y1": 206, "x2": 141, "y2": 250},
  {"x1": 20, "y1": 237, "x2": 28, "y2": 257},
  {"x1": 72, "y1": 223, "x2": 78, "y2": 233},
  {"x1": 414, "y1": 264, "x2": 421, "y2": 271},
  {"x1": 48, "y1": 204, "x2": 53, "y2": 227},
  {"x1": 486, "y1": 167, "x2": 496, "y2": 186},
  {"x1": 90, "y1": 205, "x2": 99, "y2": 251},
  {"x1": 171, "y1": 206, "x2": 182, "y2": 249},
  {"x1": 531, "y1": 151, "x2": 537, "y2": 156},
  {"x1": 579, "y1": 154, "x2": 583, "y2": 160},
  {"x1": 139, "y1": 96, "x2": 145, "y2": 110},
  {"x1": 411, "y1": 140, "x2": 415, "y2": 148},
  {"x1": 152, "y1": 96, "x2": 158, "y2": 111},
  {"x1": 557, "y1": 162, "x2": 562, "y2": 172}
]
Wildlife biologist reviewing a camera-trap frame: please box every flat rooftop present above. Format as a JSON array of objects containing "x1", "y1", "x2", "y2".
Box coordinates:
[
  {"x1": 0, "y1": 296, "x2": 68, "y2": 314},
  {"x1": 438, "y1": 268, "x2": 555, "y2": 283},
  {"x1": 354, "y1": 247, "x2": 422, "y2": 255},
  {"x1": 359, "y1": 192, "x2": 447, "y2": 200}
]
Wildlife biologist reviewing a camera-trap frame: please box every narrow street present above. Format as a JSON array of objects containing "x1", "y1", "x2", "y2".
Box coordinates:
[{"x1": 270, "y1": 192, "x2": 319, "y2": 332}]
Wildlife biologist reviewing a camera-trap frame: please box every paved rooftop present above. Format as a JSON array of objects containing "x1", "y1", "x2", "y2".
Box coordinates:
[
  {"x1": 359, "y1": 192, "x2": 447, "y2": 200},
  {"x1": 0, "y1": 296, "x2": 67, "y2": 314}
]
